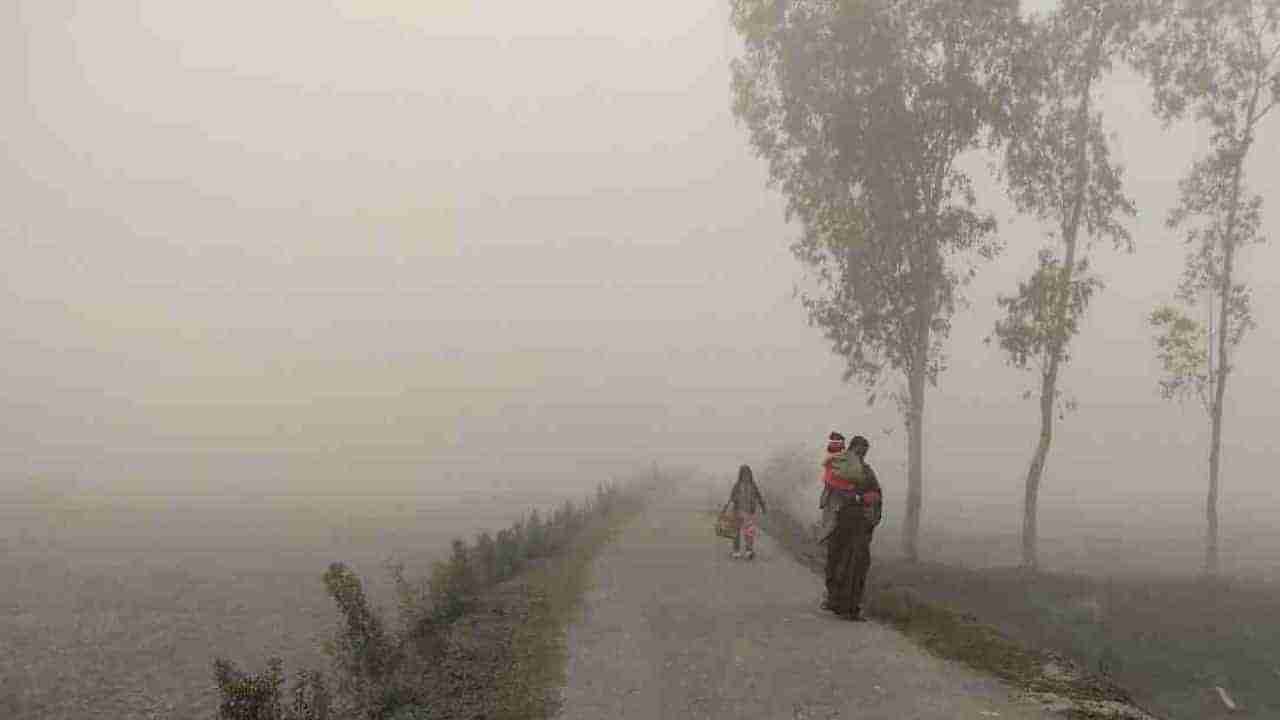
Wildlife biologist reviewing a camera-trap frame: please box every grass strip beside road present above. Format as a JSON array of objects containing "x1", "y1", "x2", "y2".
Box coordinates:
[
  {"x1": 491, "y1": 495, "x2": 645, "y2": 720},
  {"x1": 742, "y1": 496, "x2": 1162, "y2": 720}
]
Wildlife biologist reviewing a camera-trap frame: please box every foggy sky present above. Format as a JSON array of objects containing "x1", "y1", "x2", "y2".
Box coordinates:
[{"x1": 3, "y1": 1, "x2": 1277, "y2": 509}]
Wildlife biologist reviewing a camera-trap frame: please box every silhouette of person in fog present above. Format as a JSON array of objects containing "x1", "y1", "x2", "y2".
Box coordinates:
[
  {"x1": 727, "y1": 464, "x2": 767, "y2": 560},
  {"x1": 821, "y1": 435, "x2": 882, "y2": 621}
]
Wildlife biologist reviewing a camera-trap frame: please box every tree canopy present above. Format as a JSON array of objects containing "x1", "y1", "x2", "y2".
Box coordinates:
[
  {"x1": 730, "y1": 0, "x2": 1029, "y2": 559},
  {"x1": 731, "y1": 0, "x2": 1023, "y2": 393}
]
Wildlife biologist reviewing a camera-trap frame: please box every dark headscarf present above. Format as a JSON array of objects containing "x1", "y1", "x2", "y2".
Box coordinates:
[
  {"x1": 849, "y1": 435, "x2": 869, "y2": 457},
  {"x1": 731, "y1": 464, "x2": 766, "y2": 513}
]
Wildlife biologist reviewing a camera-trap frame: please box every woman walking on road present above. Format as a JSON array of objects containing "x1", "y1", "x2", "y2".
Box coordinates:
[{"x1": 726, "y1": 464, "x2": 767, "y2": 560}]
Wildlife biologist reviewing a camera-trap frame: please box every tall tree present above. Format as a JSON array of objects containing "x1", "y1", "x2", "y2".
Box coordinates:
[
  {"x1": 729, "y1": 0, "x2": 1025, "y2": 560},
  {"x1": 990, "y1": 0, "x2": 1138, "y2": 570},
  {"x1": 1135, "y1": 0, "x2": 1279, "y2": 579}
]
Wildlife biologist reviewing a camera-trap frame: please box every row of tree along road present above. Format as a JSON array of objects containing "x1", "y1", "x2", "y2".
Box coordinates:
[{"x1": 728, "y1": 0, "x2": 1279, "y2": 577}]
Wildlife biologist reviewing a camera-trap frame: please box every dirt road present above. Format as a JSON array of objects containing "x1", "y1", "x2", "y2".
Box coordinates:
[{"x1": 556, "y1": 484, "x2": 1060, "y2": 719}]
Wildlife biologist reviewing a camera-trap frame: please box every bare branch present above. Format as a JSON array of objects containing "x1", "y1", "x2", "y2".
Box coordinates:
[{"x1": 1257, "y1": 96, "x2": 1279, "y2": 121}]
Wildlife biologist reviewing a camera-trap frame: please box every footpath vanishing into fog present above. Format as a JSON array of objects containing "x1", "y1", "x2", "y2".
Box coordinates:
[{"x1": 553, "y1": 484, "x2": 1058, "y2": 720}]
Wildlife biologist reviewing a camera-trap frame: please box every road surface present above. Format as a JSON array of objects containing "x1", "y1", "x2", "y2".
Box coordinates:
[{"x1": 556, "y1": 484, "x2": 1061, "y2": 720}]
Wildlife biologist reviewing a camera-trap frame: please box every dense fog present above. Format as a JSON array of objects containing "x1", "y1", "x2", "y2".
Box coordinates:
[{"x1": 3, "y1": 0, "x2": 1277, "y2": 564}]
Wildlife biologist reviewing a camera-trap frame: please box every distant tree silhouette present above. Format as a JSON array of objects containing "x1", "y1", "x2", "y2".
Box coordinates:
[
  {"x1": 990, "y1": 0, "x2": 1139, "y2": 570},
  {"x1": 1135, "y1": 0, "x2": 1279, "y2": 579}
]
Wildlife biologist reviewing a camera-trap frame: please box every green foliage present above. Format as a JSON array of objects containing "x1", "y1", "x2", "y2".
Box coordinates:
[
  {"x1": 990, "y1": 250, "x2": 1104, "y2": 373},
  {"x1": 385, "y1": 559, "x2": 439, "y2": 657},
  {"x1": 213, "y1": 657, "x2": 285, "y2": 720},
  {"x1": 494, "y1": 527, "x2": 521, "y2": 582},
  {"x1": 1148, "y1": 304, "x2": 1211, "y2": 405},
  {"x1": 428, "y1": 539, "x2": 476, "y2": 624},
  {"x1": 213, "y1": 657, "x2": 331, "y2": 720},
  {"x1": 322, "y1": 562, "x2": 402, "y2": 688}
]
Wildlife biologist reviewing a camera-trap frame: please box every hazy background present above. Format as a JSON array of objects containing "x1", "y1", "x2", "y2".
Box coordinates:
[{"x1": 3, "y1": 0, "x2": 1277, "y2": 566}]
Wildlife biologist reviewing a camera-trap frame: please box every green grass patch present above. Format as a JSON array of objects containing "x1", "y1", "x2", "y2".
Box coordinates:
[
  {"x1": 493, "y1": 503, "x2": 640, "y2": 719},
  {"x1": 867, "y1": 587, "x2": 1039, "y2": 683}
]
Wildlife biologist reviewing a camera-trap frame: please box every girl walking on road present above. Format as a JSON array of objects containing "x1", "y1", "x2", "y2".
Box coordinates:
[{"x1": 726, "y1": 464, "x2": 767, "y2": 560}]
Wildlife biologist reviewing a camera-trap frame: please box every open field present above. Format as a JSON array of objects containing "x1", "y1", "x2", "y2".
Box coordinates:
[
  {"x1": 893, "y1": 491, "x2": 1280, "y2": 585},
  {"x1": 4, "y1": 476, "x2": 1277, "y2": 720},
  {"x1": 0, "y1": 489, "x2": 580, "y2": 720},
  {"x1": 864, "y1": 553, "x2": 1280, "y2": 720}
]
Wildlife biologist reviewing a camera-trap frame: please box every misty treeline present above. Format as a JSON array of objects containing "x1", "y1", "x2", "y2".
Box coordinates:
[
  {"x1": 210, "y1": 480, "x2": 636, "y2": 720},
  {"x1": 729, "y1": 0, "x2": 1279, "y2": 576}
]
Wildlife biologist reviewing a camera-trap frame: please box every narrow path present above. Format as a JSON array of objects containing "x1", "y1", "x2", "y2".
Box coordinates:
[{"x1": 556, "y1": 484, "x2": 1061, "y2": 719}]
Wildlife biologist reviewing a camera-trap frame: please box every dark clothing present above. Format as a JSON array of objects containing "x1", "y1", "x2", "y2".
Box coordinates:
[
  {"x1": 728, "y1": 477, "x2": 767, "y2": 515},
  {"x1": 825, "y1": 502, "x2": 875, "y2": 614},
  {"x1": 823, "y1": 461, "x2": 882, "y2": 615},
  {"x1": 727, "y1": 474, "x2": 766, "y2": 556}
]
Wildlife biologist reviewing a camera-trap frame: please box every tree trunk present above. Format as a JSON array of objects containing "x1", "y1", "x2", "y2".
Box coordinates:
[
  {"x1": 1204, "y1": 78, "x2": 1258, "y2": 577},
  {"x1": 903, "y1": 238, "x2": 933, "y2": 563},
  {"x1": 1206, "y1": 389, "x2": 1223, "y2": 579},
  {"x1": 1022, "y1": 376, "x2": 1054, "y2": 569},
  {"x1": 1023, "y1": 243, "x2": 1078, "y2": 570},
  {"x1": 1206, "y1": 160, "x2": 1241, "y2": 581},
  {"x1": 1021, "y1": 30, "x2": 1097, "y2": 570},
  {"x1": 904, "y1": 357, "x2": 926, "y2": 563}
]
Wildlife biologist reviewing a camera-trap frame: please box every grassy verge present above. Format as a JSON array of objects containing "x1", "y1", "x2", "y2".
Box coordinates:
[
  {"x1": 207, "y1": 473, "x2": 666, "y2": 720},
  {"x1": 747, "y1": 492, "x2": 1164, "y2": 720},
  {"x1": 493, "y1": 494, "x2": 644, "y2": 719},
  {"x1": 865, "y1": 558, "x2": 1280, "y2": 720}
]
